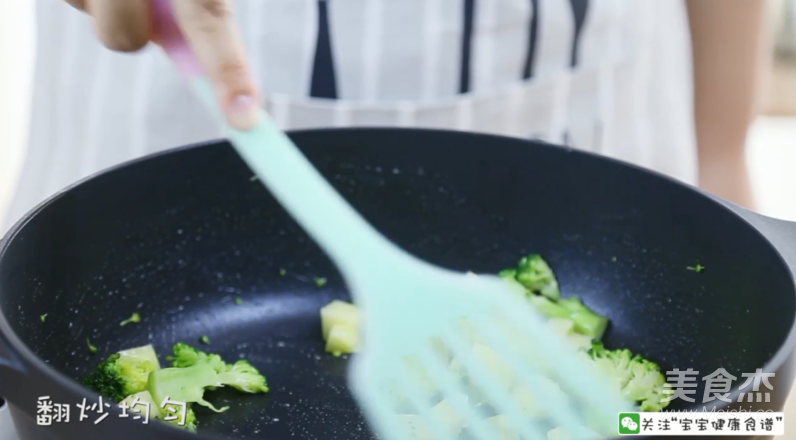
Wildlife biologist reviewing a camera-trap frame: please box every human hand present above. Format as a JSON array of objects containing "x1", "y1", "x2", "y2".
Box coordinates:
[{"x1": 64, "y1": 0, "x2": 260, "y2": 130}]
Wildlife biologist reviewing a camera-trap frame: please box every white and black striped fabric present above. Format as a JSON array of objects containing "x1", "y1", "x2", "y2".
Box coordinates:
[{"x1": 3, "y1": 0, "x2": 697, "y2": 230}]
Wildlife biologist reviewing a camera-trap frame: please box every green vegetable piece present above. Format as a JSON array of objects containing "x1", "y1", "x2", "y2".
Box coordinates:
[
  {"x1": 557, "y1": 297, "x2": 609, "y2": 340},
  {"x1": 83, "y1": 344, "x2": 160, "y2": 401},
  {"x1": 120, "y1": 312, "x2": 141, "y2": 326},
  {"x1": 173, "y1": 405, "x2": 198, "y2": 431},
  {"x1": 217, "y1": 360, "x2": 270, "y2": 393},
  {"x1": 40, "y1": 314, "x2": 47, "y2": 323},
  {"x1": 314, "y1": 277, "x2": 327, "y2": 287},
  {"x1": 514, "y1": 254, "x2": 560, "y2": 299},
  {"x1": 122, "y1": 391, "x2": 199, "y2": 431},
  {"x1": 687, "y1": 264, "x2": 705, "y2": 273},
  {"x1": 587, "y1": 341, "x2": 671, "y2": 412},
  {"x1": 527, "y1": 295, "x2": 608, "y2": 340},
  {"x1": 497, "y1": 268, "x2": 517, "y2": 280},
  {"x1": 171, "y1": 342, "x2": 226, "y2": 371},
  {"x1": 498, "y1": 253, "x2": 608, "y2": 338},
  {"x1": 170, "y1": 342, "x2": 269, "y2": 393},
  {"x1": 147, "y1": 364, "x2": 228, "y2": 413},
  {"x1": 181, "y1": 406, "x2": 198, "y2": 431},
  {"x1": 234, "y1": 297, "x2": 244, "y2": 305},
  {"x1": 279, "y1": 269, "x2": 286, "y2": 276},
  {"x1": 199, "y1": 335, "x2": 210, "y2": 345},
  {"x1": 87, "y1": 338, "x2": 98, "y2": 355},
  {"x1": 160, "y1": 404, "x2": 198, "y2": 431},
  {"x1": 529, "y1": 295, "x2": 571, "y2": 320}
]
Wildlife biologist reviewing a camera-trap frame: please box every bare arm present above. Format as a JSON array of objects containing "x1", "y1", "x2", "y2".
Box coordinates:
[{"x1": 686, "y1": 0, "x2": 768, "y2": 209}]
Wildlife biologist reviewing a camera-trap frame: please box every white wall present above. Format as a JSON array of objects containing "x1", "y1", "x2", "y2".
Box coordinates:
[
  {"x1": 748, "y1": 116, "x2": 796, "y2": 221},
  {"x1": 0, "y1": 0, "x2": 35, "y2": 231}
]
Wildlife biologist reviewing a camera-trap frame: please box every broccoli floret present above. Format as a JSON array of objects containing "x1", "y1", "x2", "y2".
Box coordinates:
[
  {"x1": 83, "y1": 345, "x2": 160, "y2": 401},
  {"x1": 557, "y1": 297, "x2": 609, "y2": 340},
  {"x1": 587, "y1": 341, "x2": 671, "y2": 412},
  {"x1": 498, "y1": 268, "x2": 517, "y2": 280},
  {"x1": 514, "y1": 254, "x2": 560, "y2": 299},
  {"x1": 146, "y1": 344, "x2": 268, "y2": 430},
  {"x1": 147, "y1": 364, "x2": 229, "y2": 413},
  {"x1": 162, "y1": 405, "x2": 197, "y2": 431},
  {"x1": 171, "y1": 342, "x2": 227, "y2": 372},
  {"x1": 500, "y1": 254, "x2": 608, "y2": 339},
  {"x1": 529, "y1": 296, "x2": 608, "y2": 340},
  {"x1": 170, "y1": 342, "x2": 227, "y2": 392},
  {"x1": 184, "y1": 406, "x2": 198, "y2": 430},
  {"x1": 624, "y1": 359, "x2": 671, "y2": 412},
  {"x1": 529, "y1": 295, "x2": 571, "y2": 319},
  {"x1": 171, "y1": 343, "x2": 269, "y2": 394},
  {"x1": 217, "y1": 360, "x2": 270, "y2": 393}
]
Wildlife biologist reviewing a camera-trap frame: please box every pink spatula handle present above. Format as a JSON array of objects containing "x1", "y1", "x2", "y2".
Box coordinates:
[{"x1": 150, "y1": 0, "x2": 204, "y2": 77}]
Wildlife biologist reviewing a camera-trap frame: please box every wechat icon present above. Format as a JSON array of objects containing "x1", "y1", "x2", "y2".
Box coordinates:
[{"x1": 619, "y1": 413, "x2": 640, "y2": 435}]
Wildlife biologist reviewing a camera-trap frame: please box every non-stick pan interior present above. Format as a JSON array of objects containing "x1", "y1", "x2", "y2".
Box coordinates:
[{"x1": 1, "y1": 128, "x2": 794, "y2": 439}]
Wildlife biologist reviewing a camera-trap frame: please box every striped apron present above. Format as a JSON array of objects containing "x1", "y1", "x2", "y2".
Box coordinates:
[{"x1": 3, "y1": 0, "x2": 697, "y2": 230}]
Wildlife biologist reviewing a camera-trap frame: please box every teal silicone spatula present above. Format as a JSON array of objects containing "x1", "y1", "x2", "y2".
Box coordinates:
[{"x1": 150, "y1": 1, "x2": 633, "y2": 438}]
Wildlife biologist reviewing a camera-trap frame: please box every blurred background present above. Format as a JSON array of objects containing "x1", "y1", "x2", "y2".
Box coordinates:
[
  {"x1": 752, "y1": 0, "x2": 796, "y2": 221},
  {"x1": 3, "y1": 0, "x2": 796, "y2": 222}
]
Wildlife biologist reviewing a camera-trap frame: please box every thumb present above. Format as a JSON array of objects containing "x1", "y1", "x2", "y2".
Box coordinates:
[{"x1": 172, "y1": 0, "x2": 261, "y2": 130}]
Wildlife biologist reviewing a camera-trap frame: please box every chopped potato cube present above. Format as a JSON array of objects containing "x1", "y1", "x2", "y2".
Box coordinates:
[
  {"x1": 118, "y1": 345, "x2": 161, "y2": 370},
  {"x1": 320, "y1": 300, "x2": 359, "y2": 340},
  {"x1": 325, "y1": 324, "x2": 359, "y2": 355}
]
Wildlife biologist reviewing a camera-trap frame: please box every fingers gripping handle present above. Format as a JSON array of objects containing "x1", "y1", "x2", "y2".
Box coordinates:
[
  {"x1": 147, "y1": 0, "x2": 405, "y2": 293},
  {"x1": 150, "y1": 0, "x2": 204, "y2": 77}
]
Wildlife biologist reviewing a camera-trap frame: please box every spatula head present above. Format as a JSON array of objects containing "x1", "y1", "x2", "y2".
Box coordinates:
[{"x1": 347, "y1": 268, "x2": 634, "y2": 440}]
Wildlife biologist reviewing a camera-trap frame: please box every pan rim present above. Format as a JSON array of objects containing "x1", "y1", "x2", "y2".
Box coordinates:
[{"x1": 0, "y1": 127, "x2": 793, "y2": 438}]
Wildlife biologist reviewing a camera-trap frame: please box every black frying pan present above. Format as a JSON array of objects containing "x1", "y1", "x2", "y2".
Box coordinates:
[{"x1": 0, "y1": 128, "x2": 795, "y2": 440}]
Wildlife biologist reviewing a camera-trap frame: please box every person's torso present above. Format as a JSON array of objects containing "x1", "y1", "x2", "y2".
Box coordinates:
[{"x1": 5, "y1": 0, "x2": 698, "y2": 230}]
